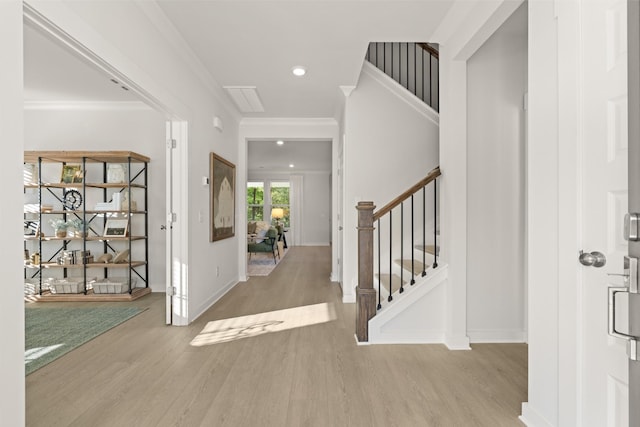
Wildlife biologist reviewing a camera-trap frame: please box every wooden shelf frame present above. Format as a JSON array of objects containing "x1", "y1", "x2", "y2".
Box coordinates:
[{"x1": 23, "y1": 150, "x2": 150, "y2": 299}]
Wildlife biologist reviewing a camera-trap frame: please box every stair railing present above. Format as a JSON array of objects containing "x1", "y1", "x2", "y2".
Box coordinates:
[
  {"x1": 356, "y1": 166, "x2": 441, "y2": 342},
  {"x1": 365, "y1": 42, "x2": 439, "y2": 111}
]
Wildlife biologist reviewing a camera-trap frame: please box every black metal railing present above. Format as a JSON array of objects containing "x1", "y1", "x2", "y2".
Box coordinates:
[
  {"x1": 365, "y1": 42, "x2": 439, "y2": 111},
  {"x1": 371, "y1": 167, "x2": 440, "y2": 310}
]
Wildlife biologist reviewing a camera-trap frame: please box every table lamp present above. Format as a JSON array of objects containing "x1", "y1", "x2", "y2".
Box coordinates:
[{"x1": 271, "y1": 208, "x2": 284, "y2": 226}]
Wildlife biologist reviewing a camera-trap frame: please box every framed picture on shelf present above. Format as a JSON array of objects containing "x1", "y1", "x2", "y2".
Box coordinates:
[
  {"x1": 210, "y1": 152, "x2": 235, "y2": 242},
  {"x1": 60, "y1": 164, "x2": 84, "y2": 184},
  {"x1": 103, "y1": 219, "x2": 129, "y2": 237}
]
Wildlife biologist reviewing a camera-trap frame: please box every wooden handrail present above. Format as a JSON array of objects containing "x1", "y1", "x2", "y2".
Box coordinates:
[
  {"x1": 417, "y1": 43, "x2": 439, "y2": 59},
  {"x1": 373, "y1": 166, "x2": 441, "y2": 221}
]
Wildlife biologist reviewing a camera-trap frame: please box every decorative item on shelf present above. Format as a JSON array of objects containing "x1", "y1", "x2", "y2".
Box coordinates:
[
  {"x1": 104, "y1": 219, "x2": 128, "y2": 237},
  {"x1": 24, "y1": 249, "x2": 30, "y2": 265},
  {"x1": 112, "y1": 192, "x2": 122, "y2": 211},
  {"x1": 68, "y1": 218, "x2": 87, "y2": 238},
  {"x1": 60, "y1": 164, "x2": 84, "y2": 184},
  {"x1": 24, "y1": 220, "x2": 40, "y2": 236},
  {"x1": 24, "y1": 163, "x2": 37, "y2": 185},
  {"x1": 121, "y1": 189, "x2": 137, "y2": 211},
  {"x1": 97, "y1": 253, "x2": 113, "y2": 263},
  {"x1": 107, "y1": 163, "x2": 127, "y2": 184},
  {"x1": 30, "y1": 252, "x2": 40, "y2": 265},
  {"x1": 113, "y1": 249, "x2": 130, "y2": 264},
  {"x1": 95, "y1": 201, "x2": 115, "y2": 211},
  {"x1": 48, "y1": 218, "x2": 69, "y2": 238},
  {"x1": 58, "y1": 250, "x2": 93, "y2": 265},
  {"x1": 62, "y1": 190, "x2": 83, "y2": 210}
]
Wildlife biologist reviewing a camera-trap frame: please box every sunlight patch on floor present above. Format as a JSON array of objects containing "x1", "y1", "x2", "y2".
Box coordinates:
[
  {"x1": 25, "y1": 344, "x2": 64, "y2": 365},
  {"x1": 190, "y1": 302, "x2": 337, "y2": 346}
]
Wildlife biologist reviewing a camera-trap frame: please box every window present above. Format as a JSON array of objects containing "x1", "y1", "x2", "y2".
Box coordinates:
[
  {"x1": 247, "y1": 181, "x2": 264, "y2": 221},
  {"x1": 270, "y1": 181, "x2": 290, "y2": 227}
]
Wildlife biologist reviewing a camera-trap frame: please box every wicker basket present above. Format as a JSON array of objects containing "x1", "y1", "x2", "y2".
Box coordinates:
[
  {"x1": 24, "y1": 278, "x2": 52, "y2": 295},
  {"x1": 92, "y1": 278, "x2": 135, "y2": 294},
  {"x1": 49, "y1": 279, "x2": 85, "y2": 294}
]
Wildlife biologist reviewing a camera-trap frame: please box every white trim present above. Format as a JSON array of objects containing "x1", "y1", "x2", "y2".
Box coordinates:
[
  {"x1": 367, "y1": 332, "x2": 446, "y2": 345},
  {"x1": 298, "y1": 243, "x2": 330, "y2": 247},
  {"x1": 443, "y1": 334, "x2": 471, "y2": 350},
  {"x1": 467, "y1": 329, "x2": 526, "y2": 343},
  {"x1": 189, "y1": 279, "x2": 240, "y2": 323},
  {"x1": 238, "y1": 118, "x2": 340, "y2": 289},
  {"x1": 361, "y1": 61, "x2": 439, "y2": 126},
  {"x1": 240, "y1": 117, "x2": 338, "y2": 128},
  {"x1": 23, "y1": 100, "x2": 151, "y2": 111},
  {"x1": 368, "y1": 266, "x2": 448, "y2": 345},
  {"x1": 520, "y1": 403, "x2": 555, "y2": 427}
]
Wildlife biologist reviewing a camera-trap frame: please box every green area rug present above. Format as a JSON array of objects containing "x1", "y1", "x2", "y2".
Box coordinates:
[{"x1": 25, "y1": 306, "x2": 143, "y2": 375}]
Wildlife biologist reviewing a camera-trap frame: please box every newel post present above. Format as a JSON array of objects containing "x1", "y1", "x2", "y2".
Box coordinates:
[{"x1": 356, "y1": 201, "x2": 376, "y2": 342}]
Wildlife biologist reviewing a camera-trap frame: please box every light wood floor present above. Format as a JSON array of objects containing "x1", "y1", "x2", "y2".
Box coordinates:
[{"x1": 26, "y1": 246, "x2": 527, "y2": 426}]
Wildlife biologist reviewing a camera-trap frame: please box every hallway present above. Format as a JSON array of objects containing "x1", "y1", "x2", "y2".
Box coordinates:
[{"x1": 26, "y1": 247, "x2": 526, "y2": 426}]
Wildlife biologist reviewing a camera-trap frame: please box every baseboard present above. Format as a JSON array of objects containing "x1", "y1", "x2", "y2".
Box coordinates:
[
  {"x1": 520, "y1": 403, "x2": 554, "y2": 427},
  {"x1": 444, "y1": 334, "x2": 471, "y2": 350},
  {"x1": 189, "y1": 278, "x2": 239, "y2": 323},
  {"x1": 299, "y1": 242, "x2": 330, "y2": 247},
  {"x1": 369, "y1": 331, "x2": 445, "y2": 344},
  {"x1": 468, "y1": 329, "x2": 526, "y2": 343}
]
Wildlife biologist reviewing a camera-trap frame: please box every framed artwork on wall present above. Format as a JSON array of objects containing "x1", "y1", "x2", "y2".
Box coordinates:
[{"x1": 210, "y1": 152, "x2": 235, "y2": 242}]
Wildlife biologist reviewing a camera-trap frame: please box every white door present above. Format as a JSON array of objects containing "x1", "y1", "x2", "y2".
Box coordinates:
[
  {"x1": 165, "y1": 122, "x2": 175, "y2": 325},
  {"x1": 626, "y1": 0, "x2": 640, "y2": 423},
  {"x1": 337, "y1": 140, "x2": 344, "y2": 283},
  {"x1": 580, "y1": 0, "x2": 629, "y2": 425}
]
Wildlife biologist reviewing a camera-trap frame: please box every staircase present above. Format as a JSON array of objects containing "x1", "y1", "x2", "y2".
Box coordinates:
[
  {"x1": 355, "y1": 167, "x2": 442, "y2": 343},
  {"x1": 354, "y1": 41, "x2": 442, "y2": 344},
  {"x1": 365, "y1": 42, "x2": 439, "y2": 112}
]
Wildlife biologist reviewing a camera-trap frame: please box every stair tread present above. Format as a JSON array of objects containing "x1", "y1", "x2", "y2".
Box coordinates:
[
  {"x1": 395, "y1": 258, "x2": 429, "y2": 273},
  {"x1": 414, "y1": 244, "x2": 439, "y2": 255},
  {"x1": 374, "y1": 273, "x2": 408, "y2": 289}
]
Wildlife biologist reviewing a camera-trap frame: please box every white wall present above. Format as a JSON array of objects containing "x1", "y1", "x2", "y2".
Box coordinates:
[
  {"x1": 466, "y1": 4, "x2": 527, "y2": 343},
  {"x1": 248, "y1": 171, "x2": 331, "y2": 246},
  {"x1": 521, "y1": 1, "x2": 560, "y2": 426},
  {"x1": 25, "y1": 0, "x2": 241, "y2": 325},
  {"x1": 0, "y1": 1, "x2": 25, "y2": 424},
  {"x1": 23, "y1": 107, "x2": 167, "y2": 292},
  {"x1": 343, "y1": 63, "x2": 439, "y2": 304}
]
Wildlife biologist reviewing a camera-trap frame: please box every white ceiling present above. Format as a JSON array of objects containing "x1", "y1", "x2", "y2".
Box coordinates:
[
  {"x1": 23, "y1": 24, "x2": 140, "y2": 104},
  {"x1": 23, "y1": 1, "x2": 455, "y2": 116},
  {"x1": 156, "y1": 0, "x2": 454, "y2": 118},
  {"x1": 23, "y1": 1, "x2": 453, "y2": 173},
  {"x1": 248, "y1": 140, "x2": 332, "y2": 172}
]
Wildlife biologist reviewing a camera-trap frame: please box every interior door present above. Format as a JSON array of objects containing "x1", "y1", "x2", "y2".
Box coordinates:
[
  {"x1": 580, "y1": 0, "x2": 630, "y2": 425},
  {"x1": 627, "y1": 0, "x2": 640, "y2": 424},
  {"x1": 165, "y1": 122, "x2": 174, "y2": 325}
]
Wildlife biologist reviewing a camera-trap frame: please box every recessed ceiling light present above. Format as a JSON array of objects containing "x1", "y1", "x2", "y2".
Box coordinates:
[
  {"x1": 289, "y1": 164, "x2": 295, "y2": 168},
  {"x1": 292, "y1": 66, "x2": 306, "y2": 77},
  {"x1": 276, "y1": 140, "x2": 284, "y2": 146}
]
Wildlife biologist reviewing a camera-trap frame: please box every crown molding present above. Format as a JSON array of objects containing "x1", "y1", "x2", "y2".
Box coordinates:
[
  {"x1": 133, "y1": 1, "x2": 241, "y2": 122},
  {"x1": 24, "y1": 100, "x2": 153, "y2": 111}
]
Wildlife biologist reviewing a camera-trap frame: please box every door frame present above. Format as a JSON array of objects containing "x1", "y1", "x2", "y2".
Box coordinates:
[
  {"x1": 23, "y1": 4, "x2": 189, "y2": 326},
  {"x1": 627, "y1": 0, "x2": 639, "y2": 422},
  {"x1": 554, "y1": 0, "x2": 634, "y2": 424}
]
